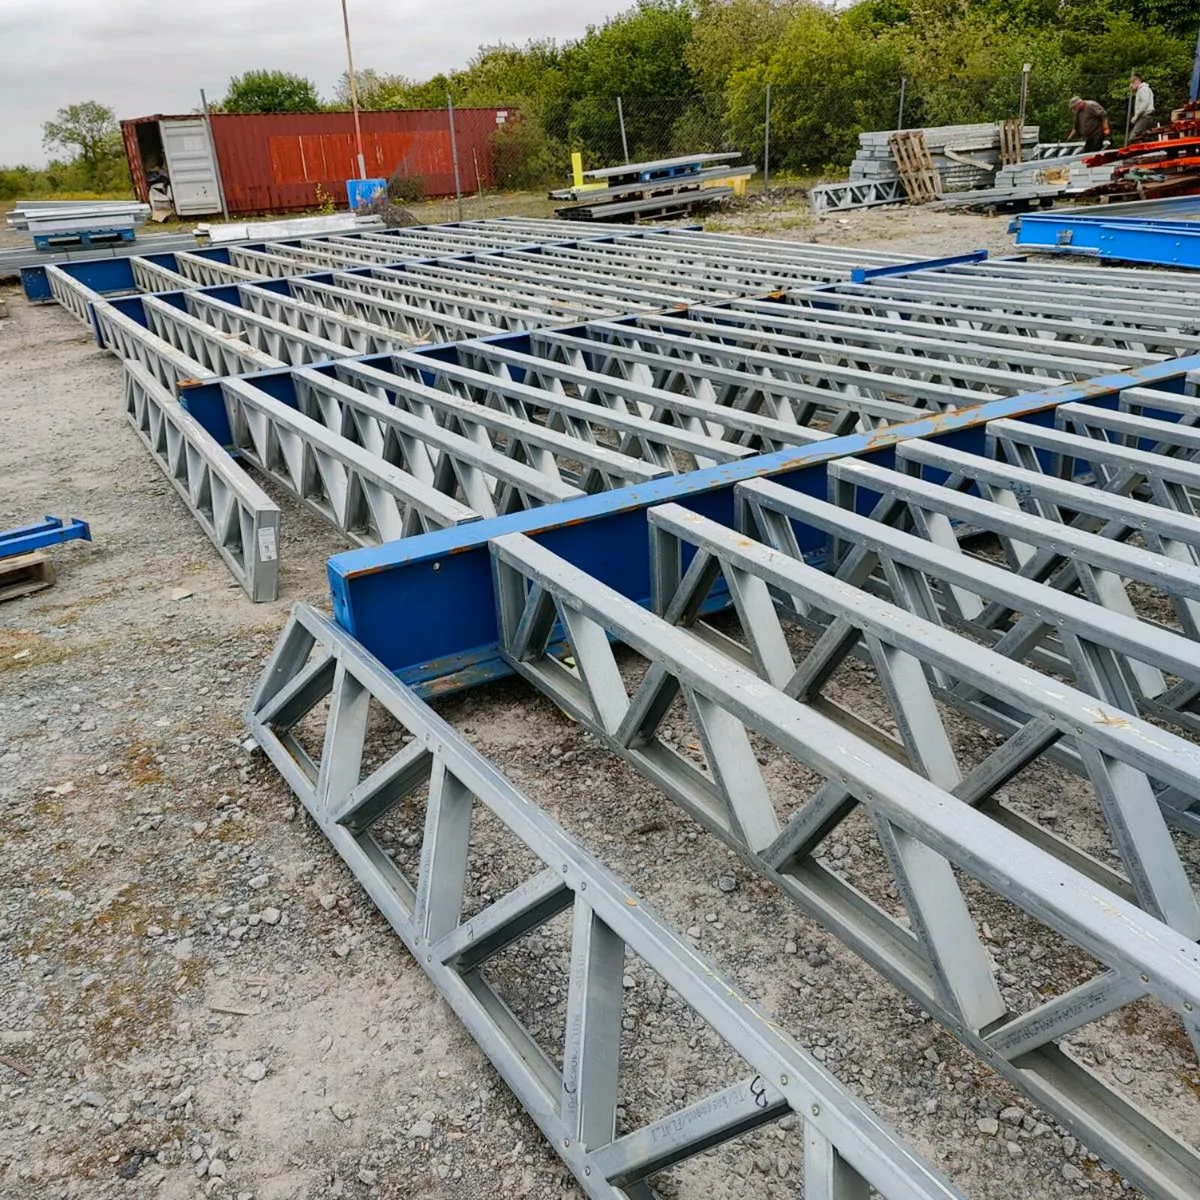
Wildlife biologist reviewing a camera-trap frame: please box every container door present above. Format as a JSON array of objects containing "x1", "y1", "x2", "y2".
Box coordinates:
[
  {"x1": 120, "y1": 121, "x2": 149, "y2": 203},
  {"x1": 159, "y1": 119, "x2": 222, "y2": 215}
]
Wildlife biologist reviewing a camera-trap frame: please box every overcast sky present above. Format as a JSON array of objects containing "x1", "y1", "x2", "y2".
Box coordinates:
[{"x1": 0, "y1": 0, "x2": 635, "y2": 165}]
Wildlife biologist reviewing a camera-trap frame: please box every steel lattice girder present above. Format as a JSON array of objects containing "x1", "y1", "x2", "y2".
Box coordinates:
[
  {"x1": 134, "y1": 295, "x2": 285, "y2": 378},
  {"x1": 550, "y1": 317, "x2": 1000, "y2": 413},
  {"x1": 173, "y1": 251, "x2": 263, "y2": 288},
  {"x1": 129, "y1": 256, "x2": 190, "y2": 294},
  {"x1": 739, "y1": 465, "x2": 1200, "y2": 774},
  {"x1": 788, "y1": 285, "x2": 1200, "y2": 358},
  {"x1": 123, "y1": 362, "x2": 280, "y2": 601},
  {"x1": 178, "y1": 290, "x2": 346, "y2": 366},
  {"x1": 386, "y1": 350, "x2": 762, "y2": 472},
  {"x1": 322, "y1": 355, "x2": 1200, "y2": 692},
  {"x1": 714, "y1": 295, "x2": 1152, "y2": 374},
  {"x1": 246, "y1": 602, "x2": 963, "y2": 1200},
  {"x1": 93, "y1": 301, "x2": 218, "y2": 392},
  {"x1": 325, "y1": 359, "x2": 668, "y2": 493},
  {"x1": 217, "y1": 376, "x2": 479, "y2": 544},
  {"x1": 45, "y1": 264, "x2": 107, "y2": 325},
  {"x1": 812, "y1": 269, "x2": 1200, "y2": 356},
  {"x1": 615, "y1": 309, "x2": 1103, "y2": 400},
  {"x1": 284, "y1": 275, "x2": 498, "y2": 344},
  {"x1": 362, "y1": 258, "x2": 683, "y2": 312},
  {"x1": 287, "y1": 366, "x2": 586, "y2": 515},
  {"x1": 337, "y1": 264, "x2": 643, "y2": 324},
  {"x1": 808, "y1": 178, "x2": 907, "y2": 214},
  {"x1": 521, "y1": 324, "x2": 928, "y2": 431},
  {"x1": 234, "y1": 283, "x2": 414, "y2": 355},
  {"x1": 486, "y1": 529, "x2": 1200, "y2": 1200},
  {"x1": 449, "y1": 336, "x2": 862, "y2": 454}
]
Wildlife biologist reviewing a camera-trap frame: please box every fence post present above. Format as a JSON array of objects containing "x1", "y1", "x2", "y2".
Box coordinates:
[
  {"x1": 446, "y1": 93, "x2": 464, "y2": 222},
  {"x1": 617, "y1": 96, "x2": 630, "y2": 164},
  {"x1": 897, "y1": 77, "x2": 907, "y2": 130},
  {"x1": 763, "y1": 84, "x2": 771, "y2": 192}
]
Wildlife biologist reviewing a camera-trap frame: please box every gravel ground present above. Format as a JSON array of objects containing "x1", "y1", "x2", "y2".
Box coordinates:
[{"x1": 1, "y1": 205, "x2": 1197, "y2": 1200}]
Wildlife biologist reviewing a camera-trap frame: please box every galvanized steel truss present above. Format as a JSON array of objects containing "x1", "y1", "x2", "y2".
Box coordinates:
[
  {"x1": 246, "y1": 602, "x2": 964, "y2": 1200},
  {"x1": 324, "y1": 359, "x2": 668, "y2": 494},
  {"x1": 93, "y1": 301, "x2": 216, "y2": 391},
  {"x1": 488, "y1": 523, "x2": 1200, "y2": 1200},
  {"x1": 218, "y1": 377, "x2": 478, "y2": 544},
  {"x1": 138, "y1": 295, "x2": 284, "y2": 377},
  {"x1": 123, "y1": 363, "x2": 279, "y2": 601}
]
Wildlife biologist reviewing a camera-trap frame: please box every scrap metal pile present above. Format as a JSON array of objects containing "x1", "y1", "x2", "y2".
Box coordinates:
[
  {"x1": 25, "y1": 216, "x2": 1200, "y2": 1200},
  {"x1": 1080, "y1": 100, "x2": 1200, "y2": 199}
]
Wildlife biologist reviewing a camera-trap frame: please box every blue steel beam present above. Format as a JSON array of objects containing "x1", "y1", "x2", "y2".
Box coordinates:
[
  {"x1": 1014, "y1": 198, "x2": 1200, "y2": 269},
  {"x1": 847, "y1": 249, "x2": 988, "y2": 284},
  {"x1": 322, "y1": 355, "x2": 1200, "y2": 696},
  {"x1": 0, "y1": 516, "x2": 92, "y2": 559}
]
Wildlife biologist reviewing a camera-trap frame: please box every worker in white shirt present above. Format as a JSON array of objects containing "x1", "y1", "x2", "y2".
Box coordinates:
[{"x1": 1129, "y1": 74, "x2": 1157, "y2": 141}]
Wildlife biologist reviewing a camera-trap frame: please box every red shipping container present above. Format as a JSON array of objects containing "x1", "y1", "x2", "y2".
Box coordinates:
[{"x1": 121, "y1": 107, "x2": 512, "y2": 217}]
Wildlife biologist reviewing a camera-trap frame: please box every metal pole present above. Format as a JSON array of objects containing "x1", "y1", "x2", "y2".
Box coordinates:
[
  {"x1": 1018, "y1": 63, "x2": 1030, "y2": 131},
  {"x1": 447, "y1": 94, "x2": 464, "y2": 222},
  {"x1": 617, "y1": 96, "x2": 630, "y2": 164},
  {"x1": 763, "y1": 84, "x2": 771, "y2": 192},
  {"x1": 199, "y1": 88, "x2": 229, "y2": 222},
  {"x1": 340, "y1": 0, "x2": 367, "y2": 179},
  {"x1": 1125, "y1": 90, "x2": 1134, "y2": 145},
  {"x1": 897, "y1": 77, "x2": 907, "y2": 130}
]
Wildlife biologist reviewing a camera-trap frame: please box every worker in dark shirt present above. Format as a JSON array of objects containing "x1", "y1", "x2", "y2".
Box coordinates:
[{"x1": 1068, "y1": 96, "x2": 1109, "y2": 152}]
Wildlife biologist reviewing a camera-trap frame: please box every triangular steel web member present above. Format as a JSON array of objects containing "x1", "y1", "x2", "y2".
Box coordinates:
[{"x1": 247, "y1": 603, "x2": 961, "y2": 1200}]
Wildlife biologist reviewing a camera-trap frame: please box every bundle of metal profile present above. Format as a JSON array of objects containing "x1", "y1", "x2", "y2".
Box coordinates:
[
  {"x1": 848, "y1": 123, "x2": 1040, "y2": 192},
  {"x1": 245, "y1": 602, "x2": 965, "y2": 1200},
  {"x1": 485, "y1": 459, "x2": 1200, "y2": 1199},
  {"x1": 6, "y1": 199, "x2": 150, "y2": 232},
  {"x1": 123, "y1": 363, "x2": 280, "y2": 601}
]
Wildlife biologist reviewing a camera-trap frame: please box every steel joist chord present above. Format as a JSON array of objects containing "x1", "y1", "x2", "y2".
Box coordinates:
[
  {"x1": 245, "y1": 602, "x2": 964, "y2": 1200},
  {"x1": 123, "y1": 362, "x2": 280, "y2": 601},
  {"x1": 488, "y1": 522, "x2": 1200, "y2": 1200}
]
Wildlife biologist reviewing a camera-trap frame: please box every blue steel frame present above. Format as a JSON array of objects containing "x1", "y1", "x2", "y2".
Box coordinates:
[
  {"x1": 1013, "y1": 196, "x2": 1200, "y2": 268},
  {"x1": 0, "y1": 516, "x2": 92, "y2": 560},
  {"x1": 311, "y1": 355, "x2": 1200, "y2": 696}
]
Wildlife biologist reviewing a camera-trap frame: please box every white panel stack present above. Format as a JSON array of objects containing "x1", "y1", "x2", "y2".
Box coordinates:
[{"x1": 849, "y1": 123, "x2": 1040, "y2": 192}]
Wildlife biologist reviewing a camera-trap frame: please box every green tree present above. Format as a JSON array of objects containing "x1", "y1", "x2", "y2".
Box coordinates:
[
  {"x1": 334, "y1": 69, "x2": 419, "y2": 110},
  {"x1": 42, "y1": 101, "x2": 119, "y2": 175},
  {"x1": 222, "y1": 70, "x2": 322, "y2": 113}
]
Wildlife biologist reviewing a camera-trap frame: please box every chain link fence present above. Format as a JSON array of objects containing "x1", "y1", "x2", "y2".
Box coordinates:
[{"x1": 392, "y1": 71, "x2": 1153, "y2": 221}]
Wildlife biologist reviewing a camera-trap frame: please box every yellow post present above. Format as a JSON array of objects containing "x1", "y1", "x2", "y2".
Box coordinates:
[{"x1": 572, "y1": 152, "x2": 585, "y2": 189}]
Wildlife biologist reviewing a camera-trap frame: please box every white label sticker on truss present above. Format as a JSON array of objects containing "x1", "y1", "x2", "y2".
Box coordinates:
[{"x1": 257, "y1": 526, "x2": 278, "y2": 562}]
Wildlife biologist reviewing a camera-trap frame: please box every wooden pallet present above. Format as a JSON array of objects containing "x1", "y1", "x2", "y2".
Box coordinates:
[
  {"x1": 0, "y1": 552, "x2": 55, "y2": 603},
  {"x1": 888, "y1": 131, "x2": 943, "y2": 203},
  {"x1": 1000, "y1": 118, "x2": 1024, "y2": 165}
]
